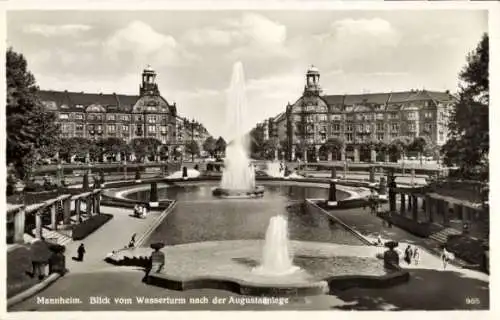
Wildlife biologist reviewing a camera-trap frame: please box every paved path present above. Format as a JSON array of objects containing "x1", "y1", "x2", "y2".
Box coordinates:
[
  {"x1": 10, "y1": 204, "x2": 489, "y2": 311},
  {"x1": 61, "y1": 206, "x2": 167, "y2": 274},
  {"x1": 326, "y1": 207, "x2": 489, "y2": 310}
]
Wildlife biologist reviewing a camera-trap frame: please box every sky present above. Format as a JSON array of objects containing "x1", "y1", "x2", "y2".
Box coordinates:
[{"x1": 7, "y1": 10, "x2": 487, "y2": 138}]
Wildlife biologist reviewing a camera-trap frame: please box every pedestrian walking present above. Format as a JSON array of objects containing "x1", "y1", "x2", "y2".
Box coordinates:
[
  {"x1": 413, "y1": 247, "x2": 420, "y2": 265},
  {"x1": 404, "y1": 245, "x2": 413, "y2": 265},
  {"x1": 128, "y1": 233, "x2": 137, "y2": 248},
  {"x1": 441, "y1": 247, "x2": 454, "y2": 270},
  {"x1": 77, "y1": 244, "x2": 86, "y2": 262}
]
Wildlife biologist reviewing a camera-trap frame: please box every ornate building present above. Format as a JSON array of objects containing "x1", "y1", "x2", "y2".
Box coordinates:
[
  {"x1": 266, "y1": 66, "x2": 456, "y2": 162},
  {"x1": 38, "y1": 66, "x2": 208, "y2": 160}
]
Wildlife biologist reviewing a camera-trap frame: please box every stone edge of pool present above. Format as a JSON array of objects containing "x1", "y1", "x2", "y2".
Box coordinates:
[{"x1": 99, "y1": 177, "x2": 409, "y2": 296}]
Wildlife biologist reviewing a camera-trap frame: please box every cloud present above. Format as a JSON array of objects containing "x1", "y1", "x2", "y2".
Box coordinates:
[
  {"x1": 22, "y1": 24, "x2": 92, "y2": 36},
  {"x1": 103, "y1": 20, "x2": 196, "y2": 68},
  {"x1": 35, "y1": 73, "x2": 139, "y2": 95},
  {"x1": 227, "y1": 13, "x2": 286, "y2": 45},
  {"x1": 182, "y1": 27, "x2": 234, "y2": 47},
  {"x1": 105, "y1": 20, "x2": 177, "y2": 55}
]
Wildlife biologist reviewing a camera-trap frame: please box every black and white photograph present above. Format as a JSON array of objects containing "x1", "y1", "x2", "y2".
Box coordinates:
[{"x1": 2, "y1": 1, "x2": 494, "y2": 317}]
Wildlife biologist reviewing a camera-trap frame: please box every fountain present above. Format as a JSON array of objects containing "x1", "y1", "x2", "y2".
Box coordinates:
[
  {"x1": 253, "y1": 215, "x2": 299, "y2": 276},
  {"x1": 212, "y1": 62, "x2": 264, "y2": 198},
  {"x1": 265, "y1": 161, "x2": 285, "y2": 178}
]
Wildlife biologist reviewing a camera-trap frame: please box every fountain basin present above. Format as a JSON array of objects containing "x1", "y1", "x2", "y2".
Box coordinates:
[
  {"x1": 104, "y1": 240, "x2": 406, "y2": 296},
  {"x1": 212, "y1": 185, "x2": 265, "y2": 198}
]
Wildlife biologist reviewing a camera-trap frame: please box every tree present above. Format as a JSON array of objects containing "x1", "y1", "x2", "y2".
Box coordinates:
[
  {"x1": 410, "y1": 136, "x2": 432, "y2": 164},
  {"x1": 442, "y1": 34, "x2": 489, "y2": 179},
  {"x1": 58, "y1": 137, "x2": 91, "y2": 162},
  {"x1": 185, "y1": 140, "x2": 200, "y2": 162},
  {"x1": 129, "y1": 138, "x2": 162, "y2": 162},
  {"x1": 202, "y1": 136, "x2": 217, "y2": 157},
  {"x1": 158, "y1": 144, "x2": 169, "y2": 160},
  {"x1": 323, "y1": 137, "x2": 344, "y2": 160},
  {"x1": 375, "y1": 141, "x2": 390, "y2": 162},
  {"x1": 97, "y1": 137, "x2": 127, "y2": 161},
  {"x1": 389, "y1": 136, "x2": 412, "y2": 162},
  {"x1": 7, "y1": 47, "x2": 61, "y2": 179},
  {"x1": 215, "y1": 137, "x2": 227, "y2": 158},
  {"x1": 249, "y1": 127, "x2": 265, "y2": 158}
]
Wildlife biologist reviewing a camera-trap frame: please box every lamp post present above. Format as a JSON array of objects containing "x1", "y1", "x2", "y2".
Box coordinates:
[{"x1": 191, "y1": 119, "x2": 195, "y2": 163}]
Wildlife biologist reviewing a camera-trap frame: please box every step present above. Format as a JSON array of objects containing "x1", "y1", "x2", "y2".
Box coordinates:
[{"x1": 30, "y1": 228, "x2": 72, "y2": 246}]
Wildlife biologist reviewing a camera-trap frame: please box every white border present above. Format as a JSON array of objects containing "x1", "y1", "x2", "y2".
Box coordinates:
[{"x1": 1, "y1": 1, "x2": 499, "y2": 320}]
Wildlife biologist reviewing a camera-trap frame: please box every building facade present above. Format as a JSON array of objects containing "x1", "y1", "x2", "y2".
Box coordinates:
[
  {"x1": 263, "y1": 66, "x2": 455, "y2": 162},
  {"x1": 39, "y1": 66, "x2": 209, "y2": 161}
]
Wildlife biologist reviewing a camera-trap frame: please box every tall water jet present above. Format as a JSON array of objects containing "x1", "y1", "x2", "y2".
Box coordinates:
[
  {"x1": 213, "y1": 62, "x2": 264, "y2": 198},
  {"x1": 253, "y1": 215, "x2": 299, "y2": 275}
]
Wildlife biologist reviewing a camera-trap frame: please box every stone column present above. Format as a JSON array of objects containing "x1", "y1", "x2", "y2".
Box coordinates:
[
  {"x1": 425, "y1": 195, "x2": 432, "y2": 223},
  {"x1": 384, "y1": 153, "x2": 390, "y2": 163},
  {"x1": 304, "y1": 149, "x2": 308, "y2": 163},
  {"x1": 454, "y1": 204, "x2": 462, "y2": 222},
  {"x1": 328, "y1": 180, "x2": 337, "y2": 204},
  {"x1": 35, "y1": 209, "x2": 43, "y2": 239},
  {"x1": 14, "y1": 207, "x2": 26, "y2": 244},
  {"x1": 354, "y1": 147, "x2": 360, "y2": 163},
  {"x1": 63, "y1": 196, "x2": 71, "y2": 226},
  {"x1": 331, "y1": 167, "x2": 337, "y2": 179},
  {"x1": 442, "y1": 200, "x2": 450, "y2": 226},
  {"x1": 94, "y1": 191, "x2": 101, "y2": 215},
  {"x1": 315, "y1": 145, "x2": 320, "y2": 162},
  {"x1": 389, "y1": 189, "x2": 396, "y2": 212},
  {"x1": 75, "y1": 198, "x2": 81, "y2": 222},
  {"x1": 86, "y1": 195, "x2": 94, "y2": 216},
  {"x1": 369, "y1": 166, "x2": 375, "y2": 183},
  {"x1": 412, "y1": 195, "x2": 419, "y2": 222},
  {"x1": 274, "y1": 149, "x2": 279, "y2": 161},
  {"x1": 462, "y1": 205, "x2": 469, "y2": 222},
  {"x1": 400, "y1": 194, "x2": 406, "y2": 215},
  {"x1": 370, "y1": 148, "x2": 377, "y2": 163},
  {"x1": 50, "y1": 202, "x2": 58, "y2": 230}
]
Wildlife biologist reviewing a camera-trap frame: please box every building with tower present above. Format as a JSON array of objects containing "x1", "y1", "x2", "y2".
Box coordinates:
[
  {"x1": 38, "y1": 65, "x2": 209, "y2": 161},
  {"x1": 256, "y1": 65, "x2": 456, "y2": 163}
]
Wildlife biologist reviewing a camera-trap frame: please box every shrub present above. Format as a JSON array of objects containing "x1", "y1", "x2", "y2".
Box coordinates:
[{"x1": 72, "y1": 214, "x2": 113, "y2": 240}]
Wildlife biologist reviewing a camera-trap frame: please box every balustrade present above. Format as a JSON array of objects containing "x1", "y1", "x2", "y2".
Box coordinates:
[{"x1": 6, "y1": 189, "x2": 102, "y2": 245}]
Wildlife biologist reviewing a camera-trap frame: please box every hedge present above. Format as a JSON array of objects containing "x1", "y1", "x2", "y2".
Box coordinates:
[
  {"x1": 72, "y1": 214, "x2": 113, "y2": 240},
  {"x1": 446, "y1": 234, "x2": 488, "y2": 270},
  {"x1": 377, "y1": 212, "x2": 441, "y2": 237}
]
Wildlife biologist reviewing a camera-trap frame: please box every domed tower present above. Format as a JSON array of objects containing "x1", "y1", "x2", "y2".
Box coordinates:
[
  {"x1": 304, "y1": 65, "x2": 322, "y2": 96},
  {"x1": 140, "y1": 65, "x2": 160, "y2": 96}
]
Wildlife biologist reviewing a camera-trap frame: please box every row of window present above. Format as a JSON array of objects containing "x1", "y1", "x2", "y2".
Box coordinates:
[
  {"x1": 293, "y1": 132, "x2": 445, "y2": 144},
  {"x1": 293, "y1": 112, "x2": 438, "y2": 122},
  {"x1": 62, "y1": 124, "x2": 171, "y2": 133},
  {"x1": 296, "y1": 122, "x2": 434, "y2": 133},
  {"x1": 59, "y1": 113, "x2": 174, "y2": 122}
]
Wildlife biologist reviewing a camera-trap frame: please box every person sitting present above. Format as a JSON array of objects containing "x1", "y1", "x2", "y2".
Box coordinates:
[{"x1": 142, "y1": 204, "x2": 148, "y2": 218}]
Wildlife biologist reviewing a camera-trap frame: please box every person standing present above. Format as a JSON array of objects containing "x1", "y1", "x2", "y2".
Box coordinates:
[
  {"x1": 404, "y1": 245, "x2": 413, "y2": 265},
  {"x1": 441, "y1": 247, "x2": 454, "y2": 270},
  {"x1": 413, "y1": 247, "x2": 420, "y2": 265},
  {"x1": 77, "y1": 244, "x2": 86, "y2": 262}
]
